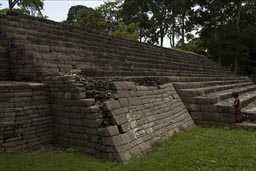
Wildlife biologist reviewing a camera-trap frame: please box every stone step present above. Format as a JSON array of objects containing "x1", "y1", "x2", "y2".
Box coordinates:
[
  {"x1": 235, "y1": 122, "x2": 256, "y2": 128},
  {"x1": 9, "y1": 39, "x2": 232, "y2": 77},
  {"x1": 1, "y1": 16, "x2": 190, "y2": 60},
  {"x1": 193, "y1": 84, "x2": 256, "y2": 105},
  {"x1": 4, "y1": 12, "x2": 230, "y2": 75},
  {"x1": 172, "y1": 79, "x2": 251, "y2": 89},
  {"x1": 216, "y1": 89, "x2": 256, "y2": 108},
  {"x1": 2, "y1": 14, "x2": 226, "y2": 69},
  {"x1": 10, "y1": 50, "x2": 227, "y2": 79},
  {"x1": 176, "y1": 76, "x2": 249, "y2": 82},
  {"x1": 178, "y1": 82, "x2": 253, "y2": 97},
  {"x1": 235, "y1": 98, "x2": 256, "y2": 122},
  {"x1": 3, "y1": 29, "x2": 229, "y2": 75},
  {"x1": 0, "y1": 16, "x2": 232, "y2": 73}
]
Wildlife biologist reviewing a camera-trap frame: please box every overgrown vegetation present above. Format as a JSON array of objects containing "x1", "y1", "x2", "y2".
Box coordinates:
[
  {"x1": 1, "y1": 127, "x2": 256, "y2": 171},
  {"x1": 3, "y1": 0, "x2": 44, "y2": 16}
]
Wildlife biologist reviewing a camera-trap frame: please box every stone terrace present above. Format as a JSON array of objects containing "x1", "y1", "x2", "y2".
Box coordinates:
[{"x1": 0, "y1": 12, "x2": 255, "y2": 161}]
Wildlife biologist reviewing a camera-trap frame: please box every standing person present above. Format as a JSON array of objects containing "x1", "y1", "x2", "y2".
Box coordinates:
[
  {"x1": 232, "y1": 92, "x2": 242, "y2": 123},
  {"x1": 105, "y1": 20, "x2": 112, "y2": 41}
]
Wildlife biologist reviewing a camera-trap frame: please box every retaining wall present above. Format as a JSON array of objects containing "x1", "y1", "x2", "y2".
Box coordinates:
[
  {"x1": 0, "y1": 82, "x2": 52, "y2": 152},
  {"x1": 0, "y1": 39, "x2": 10, "y2": 81},
  {"x1": 47, "y1": 75, "x2": 195, "y2": 161}
]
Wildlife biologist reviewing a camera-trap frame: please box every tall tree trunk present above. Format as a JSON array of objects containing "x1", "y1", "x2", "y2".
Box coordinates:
[
  {"x1": 234, "y1": 0, "x2": 242, "y2": 75},
  {"x1": 181, "y1": 12, "x2": 185, "y2": 49},
  {"x1": 8, "y1": 0, "x2": 19, "y2": 11},
  {"x1": 172, "y1": 20, "x2": 175, "y2": 47},
  {"x1": 9, "y1": 0, "x2": 13, "y2": 10},
  {"x1": 160, "y1": 27, "x2": 164, "y2": 47},
  {"x1": 169, "y1": 21, "x2": 175, "y2": 48}
]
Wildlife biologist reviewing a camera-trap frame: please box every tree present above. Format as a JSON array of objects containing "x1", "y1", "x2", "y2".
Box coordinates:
[
  {"x1": 65, "y1": 5, "x2": 105, "y2": 30},
  {"x1": 121, "y1": 0, "x2": 155, "y2": 43},
  {"x1": 175, "y1": 0, "x2": 195, "y2": 48},
  {"x1": 66, "y1": 5, "x2": 87, "y2": 24},
  {"x1": 8, "y1": 0, "x2": 44, "y2": 16},
  {"x1": 193, "y1": 0, "x2": 256, "y2": 76},
  {"x1": 148, "y1": 0, "x2": 171, "y2": 46},
  {"x1": 113, "y1": 22, "x2": 140, "y2": 40},
  {"x1": 96, "y1": 1, "x2": 122, "y2": 23}
]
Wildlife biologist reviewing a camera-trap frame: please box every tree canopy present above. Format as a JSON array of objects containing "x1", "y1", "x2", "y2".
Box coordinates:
[
  {"x1": 7, "y1": 0, "x2": 44, "y2": 16},
  {"x1": 65, "y1": 2, "x2": 139, "y2": 40}
]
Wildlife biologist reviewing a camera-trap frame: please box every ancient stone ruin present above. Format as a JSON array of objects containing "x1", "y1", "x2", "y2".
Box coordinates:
[{"x1": 0, "y1": 12, "x2": 255, "y2": 162}]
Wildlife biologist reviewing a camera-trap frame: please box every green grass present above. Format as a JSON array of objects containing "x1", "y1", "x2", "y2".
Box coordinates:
[{"x1": 1, "y1": 127, "x2": 256, "y2": 171}]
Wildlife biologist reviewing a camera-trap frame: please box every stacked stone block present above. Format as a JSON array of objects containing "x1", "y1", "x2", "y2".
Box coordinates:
[
  {"x1": 0, "y1": 12, "x2": 233, "y2": 82},
  {"x1": 46, "y1": 75, "x2": 194, "y2": 161},
  {"x1": 0, "y1": 82, "x2": 52, "y2": 152},
  {"x1": 97, "y1": 81, "x2": 195, "y2": 161},
  {"x1": 46, "y1": 75, "x2": 104, "y2": 154},
  {"x1": 0, "y1": 39, "x2": 10, "y2": 81}
]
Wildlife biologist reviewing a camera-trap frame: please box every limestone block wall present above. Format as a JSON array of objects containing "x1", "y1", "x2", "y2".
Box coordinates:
[
  {"x1": 47, "y1": 75, "x2": 195, "y2": 162},
  {"x1": 0, "y1": 82, "x2": 52, "y2": 152},
  {"x1": 98, "y1": 81, "x2": 195, "y2": 161},
  {"x1": 46, "y1": 75, "x2": 104, "y2": 154},
  {"x1": 8, "y1": 43, "x2": 51, "y2": 81}
]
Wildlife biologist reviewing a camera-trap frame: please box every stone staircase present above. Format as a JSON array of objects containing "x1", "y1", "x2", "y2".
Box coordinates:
[
  {"x1": 1, "y1": 11, "x2": 256, "y2": 161},
  {"x1": 173, "y1": 77, "x2": 256, "y2": 125},
  {"x1": 0, "y1": 12, "x2": 232, "y2": 81},
  {"x1": 1, "y1": 12, "x2": 256, "y2": 125}
]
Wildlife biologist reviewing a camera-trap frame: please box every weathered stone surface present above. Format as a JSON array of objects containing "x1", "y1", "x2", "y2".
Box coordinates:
[
  {"x1": 102, "y1": 134, "x2": 127, "y2": 146},
  {"x1": 98, "y1": 125, "x2": 120, "y2": 137},
  {"x1": 0, "y1": 82, "x2": 51, "y2": 152},
  {"x1": 102, "y1": 100, "x2": 120, "y2": 111}
]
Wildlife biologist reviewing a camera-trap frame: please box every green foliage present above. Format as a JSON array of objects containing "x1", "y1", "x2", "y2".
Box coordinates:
[
  {"x1": 19, "y1": 0, "x2": 44, "y2": 16},
  {"x1": 120, "y1": 0, "x2": 196, "y2": 46},
  {"x1": 113, "y1": 22, "x2": 140, "y2": 40},
  {"x1": 0, "y1": 8, "x2": 8, "y2": 15},
  {"x1": 65, "y1": 3, "x2": 139, "y2": 41},
  {"x1": 8, "y1": 0, "x2": 44, "y2": 16},
  {"x1": 65, "y1": 5, "x2": 105, "y2": 30},
  {"x1": 194, "y1": 0, "x2": 256, "y2": 77},
  {"x1": 120, "y1": 0, "x2": 153, "y2": 43},
  {"x1": 75, "y1": 7, "x2": 105, "y2": 30},
  {"x1": 66, "y1": 5, "x2": 88, "y2": 24},
  {"x1": 0, "y1": 128, "x2": 256, "y2": 171},
  {"x1": 96, "y1": 1, "x2": 122, "y2": 23}
]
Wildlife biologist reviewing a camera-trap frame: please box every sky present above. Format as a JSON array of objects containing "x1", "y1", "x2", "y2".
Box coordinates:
[{"x1": 0, "y1": 0, "x2": 171, "y2": 47}]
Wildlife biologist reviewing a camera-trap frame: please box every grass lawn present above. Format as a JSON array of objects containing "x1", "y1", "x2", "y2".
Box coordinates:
[{"x1": 0, "y1": 127, "x2": 256, "y2": 171}]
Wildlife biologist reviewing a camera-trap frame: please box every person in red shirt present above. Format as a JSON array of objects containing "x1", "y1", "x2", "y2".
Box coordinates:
[{"x1": 232, "y1": 92, "x2": 242, "y2": 123}]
